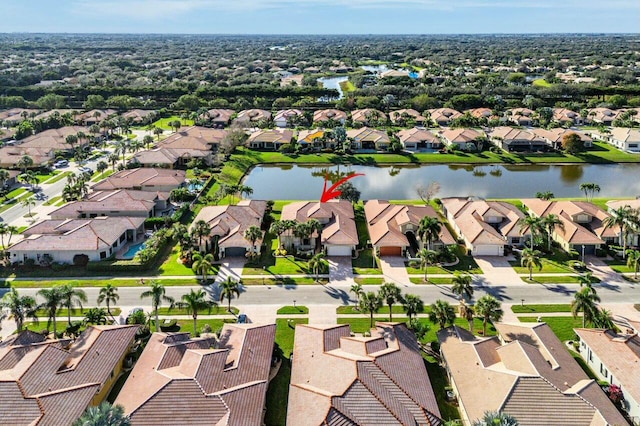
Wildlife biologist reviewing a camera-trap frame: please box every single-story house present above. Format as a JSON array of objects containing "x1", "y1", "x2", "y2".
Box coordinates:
[
  {"x1": 522, "y1": 199, "x2": 618, "y2": 255},
  {"x1": 115, "y1": 324, "x2": 276, "y2": 426},
  {"x1": 506, "y1": 108, "x2": 535, "y2": 126},
  {"x1": 0, "y1": 108, "x2": 39, "y2": 125},
  {"x1": 553, "y1": 108, "x2": 584, "y2": 126},
  {"x1": 288, "y1": 323, "x2": 442, "y2": 426},
  {"x1": 297, "y1": 129, "x2": 327, "y2": 149},
  {"x1": 427, "y1": 108, "x2": 462, "y2": 126},
  {"x1": 160, "y1": 126, "x2": 225, "y2": 152},
  {"x1": 8, "y1": 216, "x2": 146, "y2": 264},
  {"x1": 346, "y1": 127, "x2": 390, "y2": 150},
  {"x1": 587, "y1": 108, "x2": 618, "y2": 125},
  {"x1": 439, "y1": 128, "x2": 483, "y2": 150},
  {"x1": 574, "y1": 327, "x2": 640, "y2": 422},
  {"x1": 489, "y1": 127, "x2": 547, "y2": 152},
  {"x1": 273, "y1": 109, "x2": 304, "y2": 128},
  {"x1": 32, "y1": 109, "x2": 80, "y2": 122},
  {"x1": 75, "y1": 109, "x2": 118, "y2": 125},
  {"x1": 350, "y1": 108, "x2": 387, "y2": 126},
  {"x1": 50, "y1": 189, "x2": 169, "y2": 219},
  {"x1": 0, "y1": 146, "x2": 54, "y2": 169},
  {"x1": 438, "y1": 323, "x2": 627, "y2": 426},
  {"x1": 234, "y1": 109, "x2": 272, "y2": 125},
  {"x1": 190, "y1": 200, "x2": 267, "y2": 257},
  {"x1": 0, "y1": 325, "x2": 139, "y2": 426},
  {"x1": 247, "y1": 129, "x2": 293, "y2": 150},
  {"x1": 281, "y1": 200, "x2": 358, "y2": 256},
  {"x1": 313, "y1": 109, "x2": 347, "y2": 125},
  {"x1": 364, "y1": 200, "x2": 455, "y2": 257},
  {"x1": 604, "y1": 128, "x2": 640, "y2": 153},
  {"x1": 92, "y1": 168, "x2": 186, "y2": 192},
  {"x1": 532, "y1": 128, "x2": 593, "y2": 150},
  {"x1": 389, "y1": 109, "x2": 425, "y2": 125},
  {"x1": 468, "y1": 108, "x2": 494, "y2": 119},
  {"x1": 19, "y1": 126, "x2": 92, "y2": 153},
  {"x1": 121, "y1": 109, "x2": 157, "y2": 125},
  {"x1": 199, "y1": 108, "x2": 235, "y2": 127},
  {"x1": 396, "y1": 128, "x2": 441, "y2": 150},
  {"x1": 441, "y1": 197, "x2": 530, "y2": 256}
]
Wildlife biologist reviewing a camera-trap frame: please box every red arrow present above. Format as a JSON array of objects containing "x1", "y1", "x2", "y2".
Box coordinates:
[{"x1": 320, "y1": 173, "x2": 363, "y2": 203}]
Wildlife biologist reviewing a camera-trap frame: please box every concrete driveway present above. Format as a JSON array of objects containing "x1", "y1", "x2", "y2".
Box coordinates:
[
  {"x1": 328, "y1": 256, "x2": 355, "y2": 287},
  {"x1": 474, "y1": 256, "x2": 523, "y2": 286},
  {"x1": 379, "y1": 256, "x2": 410, "y2": 286}
]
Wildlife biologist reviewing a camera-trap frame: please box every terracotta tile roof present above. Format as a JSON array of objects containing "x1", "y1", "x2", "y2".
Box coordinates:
[
  {"x1": 0, "y1": 146, "x2": 53, "y2": 167},
  {"x1": 606, "y1": 199, "x2": 640, "y2": 210},
  {"x1": 389, "y1": 109, "x2": 425, "y2": 124},
  {"x1": 235, "y1": 109, "x2": 272, "y2": 123},
  {"x1": 467, "y1": 108, "x2": 493, "y2": 118},
  {"x1": 396, "y1": 128, "x2": 439, "y2": 145},
  {"x1": 274, "y1": 108, "x2": 303, "y2": 122},
  {"x1": 427, "y1": 108, "x2": 462, "y2": 124},
  {"x1": 288, "y1": 323, "x2": 441, "y2": 426},
  {"x1": 282, "y1": 200, "x2": 358, "y2": 247},
  {"x1": 92, "y1": 168, "x2": 186, "y2": 191},
  {"x1": 121, "y1": 109, "x2": 156, "y2": 122},
  {"x1": 346, "y1": 127, "x2": 390, "y2": 144},
  {"x1": 532, "y1": 128, "x2": 592, "y2": 145},
  {"x1": 609, "y1": 127, "x2": 640, "y2": 143},
  {"x1": 159, "y1": 126, "x2": 226, "y2": 149},
  {"x1": 51, "y1": 189, "x2": 160, "y2": 219},
  {"x1": 201, "y1": 108, "x2": 234, "y2": 124},
  {"x1": 364, "y1": 200, "x2": 455, "y2": 248},
  {"x1": 75, "y1": 109, "x2": 117, "y2": 122},
  {"x1": 298, "y1": 129, "x2": 325, "y2": 144},
  {"x1": 437, "y1": 323, "x2": 627, "y2": 426},
  {"x1": 20, "y1": 126, "x2": 91, "y2": 151},
  {"x1": 588, "y1": 108, "x2": 618, "y2": 124},
  {"x1": 490, "y1": 126, "x2": 546, "y2": 143},
  {"x1": 350, "y1": 109, "x2": 387, "y2": 124},
  {"x1": 522, "y1": 199, "x2": 616, "y2": 244},
  {"x1": 314, "y1": 109, "x2": 347, "y2": 123},
  {"x1": 116, "y1": 324, "x2": 276, "y2": 426},
  {"x1": 439, "y1": 128, "x2": 482, "y2": 145},
  {"x1": 247, "y1": 128, "x2": 293, "y2": 144},
  {"x1": 553, "y1": 108, "x2": 582, "y2": 122}
]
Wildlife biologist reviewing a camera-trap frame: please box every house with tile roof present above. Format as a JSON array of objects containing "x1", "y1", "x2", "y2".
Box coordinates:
[
  {"x1": 0, "y1": 325, "x2": 138, "y2": 426},
  {"x1": 396, "y1": 128, "x2": 441, "y2": 150},
  {"x1": 190, "y1": 200, "x2": 266, "y2": 257},
  {"x1": 427, "y1": 108, "x2": 462, "y2": 126},
  {"x1": 115, "y1": 324, "x2": 276, "y2": 426},
  {"x1": 506, "y1": 108, "x2": 535, "y2": 126},
  {"x1": 350, "y1": 108, "x2": 388, "y2": 126},
  {"x1": 574, "y1": 328, "x2": 640, "y2": 423},
  {"x1": 604, "y1": 128, "x2": 640, "y2": 153},
  {"x1": 438, "y1": 323, "x2": 627, "y2": 426},
  {"x1": 553, "y1": 108, "x2": 584, "y2": 126},
  {"x1": 19, "y1": 126, "x2": 92, "y2": 153},
  {"x1": 0, "y1": 145, "x2": 54, "y2": 168},
  {"x1": 532, "y1": 128, "x2": 593, "y2": 150},
  {"x1": 522, "y1": 199, "x2": 618, "y2": 255},
  {"x1": 364, "y1": 200, "x2": 455, "y2": 257},
  {"x1": 92, "y1": 168, "x2": 186, "y2": 192},
  {"x1": 8, "y1": 216, "x2": 146, "y2": 264},
  {"x1": 132, "y1": 127, "x2": 224, "y2": 167},
  {"x1": 389, "y1": 109, "x2": 426, "y2": 125},
  {"x1": 346, "y1": 127, "x2": 390, "y2": 150},
  {"x1": 313, "y1": 109, "x2": 347, "y2": 125},
  {"x1": 288, "y1": 322, "x2": 442, "y2": 426},
  {"x1": 273, "y1": 109, "x2": 304, "y2": 128},
  {"x1": 199, "y1": 108, "x2": 235, "y2": 127},
  {"x1": 247, "y1": 128, "x2": 293, "y2": 150},
  {"x1": 441, "y1": 197, "x2": 530, "y2": 256},
  {"x1": 439, "y1": 128, "x2": 483, "y2": 150},
  {"x1": 75, "y1": 109, "x2": 118, "y2": 126},
  {"x1": 281, "y1": 200, "x2": 358, "y2": 256},
  {"x1": 489, "y1": 126, "x2": 548, "y2": 152},
  {"x1": 234, "y1": 109, "x2": 272, "y2": 126},
  {"x1": 297, "y1": 129, "x2": 328, "y2": 150},
  {"x1": 467, "y1": 107, "x2": 494, "y2": 119},
  {"x1": 50, "y1": 189, "x2": 169, "y2": 220},
  {"x1": 588, "y1": 108, "x2": 618, "y2": 125},
  {"x1": 121, "y1": 109, "x2": 157, "y2": 125}
]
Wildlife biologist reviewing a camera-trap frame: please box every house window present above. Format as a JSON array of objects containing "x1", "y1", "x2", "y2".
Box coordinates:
[
  {"x1": 589, "y1": 350, "x2": 592, "y2": 362},
  {"x1": 100, "y1": 251, "x2": 107, "y2": 259},
  {"x1": 120, "y1": 234, "x2": 126, "y2": 243},
  {"x1": 303, "y1": 238, "x2": 310, "y2": 246}
]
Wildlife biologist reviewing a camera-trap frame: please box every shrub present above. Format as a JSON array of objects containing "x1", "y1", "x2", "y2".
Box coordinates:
[{"x1": 73, "y1": 254, "x2": 89, "y2": 267}]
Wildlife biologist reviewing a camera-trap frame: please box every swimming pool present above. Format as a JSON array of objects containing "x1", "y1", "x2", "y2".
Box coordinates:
[
  {"x1": 122, "y1": 242, "x2": 145, "y2": 259},
  {"x1": 187, "y1": 181, "x2": 204, "y2": 192}
]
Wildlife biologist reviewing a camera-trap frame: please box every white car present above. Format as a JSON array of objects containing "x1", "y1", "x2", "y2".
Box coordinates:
[{"x1": 53, "y1": 159, "x2": 69, "y2": 168}]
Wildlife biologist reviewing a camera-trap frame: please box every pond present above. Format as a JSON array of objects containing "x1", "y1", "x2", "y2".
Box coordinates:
[
  {"x1": 317, "y1": 76, "x2": 348, "y2": 100},
  {"x1": 243, "y1": 163, "x2": 640, "y2": 201}
]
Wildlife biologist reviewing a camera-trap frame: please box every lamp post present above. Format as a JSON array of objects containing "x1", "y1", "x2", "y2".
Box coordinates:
[
  {"x1": 262, "y1": 266, "x2": 266, "y2": 285},
  {"x1": 581, "y1": 245, "x2": 585, "y2": 263},
  {"x1": 293, "y1": 300, "x2": 296, "y2": 308},
  {"x1": 521, "y1": 299, "x2": 525, "y2": 307}
]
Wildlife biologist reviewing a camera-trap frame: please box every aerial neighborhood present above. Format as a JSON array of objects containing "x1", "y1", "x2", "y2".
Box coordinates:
[{"x1": 0, "y1": 32, "x2": 640, "y2": 426}]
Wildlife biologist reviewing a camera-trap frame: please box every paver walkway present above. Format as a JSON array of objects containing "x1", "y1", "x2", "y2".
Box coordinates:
[
  {"x1": 474, "y1": 256, "x2": 523, "y2": 286},
  {"x1": 308, "y1": 305, "x2": 338, "y2": 324},
  {"x1": 379, "y1": 256, "x2": 411, "y2": 286},
  {"x1": 214, "y1": 257, "x2": 245, "y2": 284},
  {"x1": 327, "y1": 256, "x2": 356, "y2": 287}
]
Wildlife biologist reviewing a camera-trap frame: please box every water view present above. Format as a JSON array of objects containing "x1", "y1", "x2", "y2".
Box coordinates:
[
  {"x1": 316, "y1": 76, "x2": 348, "y2": 99},
  {"x1": 243, "y1": 163, "x2": 640, "y2": 200}
]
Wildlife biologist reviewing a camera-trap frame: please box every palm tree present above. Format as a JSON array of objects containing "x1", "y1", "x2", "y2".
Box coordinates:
[
  {"x1": 518, "y1": 215, "x2": 543, "y2": 249},
  {"x1": 592, "y1": 307, "x2": 615, "y2": 329},
  {"x1": 72, "y1": 402, "x2": 130, "y2": 426},
  {"x1": 451, "y1": 272, "x2": 474, "y2": 300},
  {"x1": 21, "y1": 197, "x2": 36, "y2": 217},
  {"x1": 18, "y1": 170, "x2": 38, "y2": 190},
  {"x1": 415, "y1": 248, "x2": 438, "y2": 282},
  {"x1": 143, "y1": 134, "x2": 154, "y2": 150},
  {"x1": 308, "y1": 252, "x2": 328, "y2": 282},
  {"x1": 460, "y1": 302, "x2": 475, "y2": 332},
  {"x1": 475, "y1": 295, "x2": 503, "y2": 336},
  {"x1": 140, "y1": 281, "x2": 175, "y2": 332},
  {"x1": 97, "y1": 284, "x2": 119, "y2": 316},
  {"x1": 269, "y1": 220, "x2": 288, "y2": 249},
  {"x1": 350, "y1": 283, "x2": 363, "y2": 307},
  {"x1": 243, "y1": 225, "x2": 262, "y2": 258},
  {"x1": 579, "y1": 182, "x2": 600, "y2": 202},
  {"x1": 153, "y1": 126, "x2": 164, "y2": 141},
  {"x1": 84, "y1": 307, "x2": 108, "y2": 325},
  {"x1": 0, "y1": 169, "x2": 10, "y2": 189},
  {"x1": 177, "y1": 289, "x2": 214, "y2": 337},
  {"x1": 535, "y1": 191, "x2": 554, "y2": 201},
  {"x1": 359, "y1": 291, "x2": 382, "y2": 329},
  {"x1": 219, "y1": 277, "x2": 241, "y2": 312},
  {"x1": 604, "y1": 206, "x2": 637, "y2": 259},
  {"x1": 577, "y1": 272, "x2": 595, "y2": 290},
  {"x1": 417, "y1": 216, "x2": 441, "y2": 250},
  {"x1": 472, "y1": 411, "x2": 518, "y2": 426},
  {"x1": 378, "y1": 282, "x2": 403, "y2": 321},
  {"x1": 59, "y1": 284, "x2": 88, "y2": 326},
  {"x1": 108, "y1": 153, "x2": 119, "y2": 171},
  {"x1": 1, "y1": 288, "x2": 38, "y2": 332},
  {"x1": 541, "y1": 214, "x2": 564, "y2": 252},
  {"x1": 520, "y1": 248, "x2": 543, "y2": 280},
  {"x1": 571, "y1": 286, "x2": 601, "y2": 328},
  {"x1": 626, "y1": 249, "x2": 640, "y2": 279},
  {"x1": 402, "y1": 294, "x2": 424, "y2": 322},
  {"x1": 37, "y1": 286, "x2": 64, "y2": 335},
  {"x1": 429, "y1": 300, "x2": 456, "y2": 330},
  {"x1": 17, "y1": 155, "x2": 34, "y2": 172},
  {"x1": 96, "y1": 160, "x2": 108, "y2": 175},
  {"x1": 192, "y1": 252, "x2": 215, "y2": 283},
  {"x1": 190, "y1": 219, "x2": 211, "y2": 252}
]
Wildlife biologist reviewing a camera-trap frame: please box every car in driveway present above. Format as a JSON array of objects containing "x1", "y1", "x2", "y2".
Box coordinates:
[
  {"x1": 53, "y1": 159, "x2": 69, "y2": 168},
  {"x1": 78, "y1": 166, "x2": 93, "y2": 175}
]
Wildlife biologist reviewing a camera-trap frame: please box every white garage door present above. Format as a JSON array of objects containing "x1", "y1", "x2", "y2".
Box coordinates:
[
  {"x1": 473, "y1": 245, "x2": 502, "y2": 256},
  {"x1": 326, "y1": 245, "x2": 352, "y2": 256}
]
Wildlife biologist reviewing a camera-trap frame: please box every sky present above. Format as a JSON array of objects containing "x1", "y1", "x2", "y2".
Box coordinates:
[{"x1": 2, "y1": 0, "x2": 639, "y2": 34}]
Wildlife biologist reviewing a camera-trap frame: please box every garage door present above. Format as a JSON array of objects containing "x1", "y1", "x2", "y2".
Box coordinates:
[
  {"x1": 327, "y1": 245, "x2": 352, "y2": 256},
  {"x1": 224, "y1": 247, "x2": 247, "y2": 257},
  {"x1": 379, "y1": 246, "x2": 402, "y2": 256},
  {"x1": 473, "y1": 245, "x2": 502, "y2": 256}
]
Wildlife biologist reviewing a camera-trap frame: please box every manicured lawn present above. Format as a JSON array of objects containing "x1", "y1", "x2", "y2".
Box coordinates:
[
  {"x1": 155, "y1": 244, "x2": 199, "y2": 276},
  {"x1": 337, "y1": 317, "x2": 495, "y2": 340},
  {"x1": 354, "y1": 277, "x2": 384, "y2": 285},
  {"x1": 43, "y1": 195, "x2": 62, "y2": 206},
  {"x1": 151, "y1": 116, "x2": 194, "y2": 131},
  {"x1": 605, "y1": 258, "x2": 635, "y2": 273},
  {"x1": 242, "y1": 277, "x2": 328, "y2": 285},
  {"x1": 34, "y1": 307, "x2": 122, "y2": 317},
  {"x1": 339, "y1": 80, "x2": 356, "y2": 93},
  {"x1": 424, "y1": 355, "x2": 461, "y2": 421},
  {"x1": 405, "y1": 253, "x2": 481, "y2": 275},
  {"x1": 532, "y1": 79, "x2": 553, "y2": 87},
  {"x1": 521, "y1": 275, "x2": 599, "y2": 284},
  {"x1": 410, "y1": 277, "x2": 456, "y2": 284},
  {"x1": 569, "y1": 349, "x2": 599, "y2": 381},
  {"x1": 43, "y1": 171, "x2": 72, "y2": 184},
  {"x1": 174, "y1": 318, "x2": 231, "y2": 336},
  {"x1": 276, "y1": 306, "x2": 309, "y2": 315},
  {"x1": 91, "y1": 169, "x2": 115, "y2": 182},
  {"x1": 519, "y1": 316, "x2": 583, "y2": 341},
  {"x1": 156, "y1": 306, "x2": 238, "y2": 315},
  {"x1": 336, "y1": 305, "x2": 428, "y2": 315},
  {"x1": 244, "y1": 253, "x2": 312, "y2": 275},
  {"x1": 5, "y1": 278, "x2": 200, "y2": 288},
  {"x1": 352, "y1": 249, "x2": 380, "y2": 274},
  {"x1": 511, "y1": 304, "x2": 572, "y2": 314},
  {"x1": 510, "y1": 249, "x2": 578, "y2": 274}
]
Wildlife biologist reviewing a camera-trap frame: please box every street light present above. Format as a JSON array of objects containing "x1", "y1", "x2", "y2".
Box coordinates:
[
  {"x1": 521, "y1": 299, "x2": 525, "y2": 307},
  {"x1": 293, "y1": 300, "x2": 297, "y2": 308},
  {"x1": 581, "y1": 245, "x2": 586, "y2": 263}
]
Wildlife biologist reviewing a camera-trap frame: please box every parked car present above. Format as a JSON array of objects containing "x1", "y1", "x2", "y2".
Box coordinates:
[
  {"x1": 53, "y1": 159, "x2": 69, "y2": 168},
  {"x1": 78, "y1": 166, "x2": 93, "y2": 174}
]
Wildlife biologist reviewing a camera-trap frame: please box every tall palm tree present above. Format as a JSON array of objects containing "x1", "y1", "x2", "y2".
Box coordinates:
[
  {"x1": 451, "y1": 272, "x2": 474, "y2": 300},
  {"x1": 520, "y1": 248, "x2": 543, "y2": 280},
  {"x1": 177, "y1": 289, "x2": 214, "y2": 337},
  {"x1": 541, "y1": 214, "x2": 564, "y2": 252},
  {"x1": 415, "y1": 248, "x2": 438, "y2": 282},
  {"x1": 350, "y1": 283, "x2": 363, "y2": 307},
  {"x1": 402, "y1": 294, "x2": 424, "y2": 322},
  {"x1": 475, "y1": 295, "x2": 503, "y2": 336},
  {"x1": 219, "y1": 277, "x2": 241, "y2": 312},
  {"x1": 192, "y1": 252, "x2": 215, "y2": 283},
  {"x1": 140, "y1": 281, "x2": 175, "y2": 332},
  {"x1": 378, "y1": 282, "x2": 403, "y2": 321},
  {"x1": 429, "y1": 300, "x2": 456, "y2": 330},
  {"x1": 571, "y1": 286, "x2": 601, "y2": 328},
  {"x1": 0, "y1": 169, "x2": 10, "y2": 189},
  {"x1": 1, "y1": 288, "x2": 38, "y2": 332},
  {"x1": 108, "y1": 153, "x2": 119, "y2": 171},
  {"x1": 59, "y1": 284, "x2": 88, "y2": 326},
  {"x1": 460, "y1": 302, "x2": 475, "y2": 332},
  {"x1": 243, "y1": 225, "x2": 262, "y2": 258},
  {"x1": 269, "y1": 220, "x2": 287, "y2": 249},
  {"x1": 592, "y1": 307, "x2": 615, "y2": 329},
  {"x1": 308, "y1": 252, "x2": 328, "y2": 282},
  {"x1": 518, "y1": 215, "x2": 543, "y2": 249},
  {"x1": 577, "y1": 272, "x2": 595, "y2": 290},
  {"x1": 626, "y1": 249, "x2": 640, "y2": 279},
  {"x1": 143, "y1": 135, "x2": 154, "y2": 150},
  {"x1": 417, "y1": 216, "x2": 441, "y2": 250},
  {"x1": 37, "y1": 286, "x2": 64, "y2": 335},
  {"x1": 190, "y1": 220, "x2": 211, "y2": 252},
  {"x1": 535, "y1": 191, "x2": 554, "y2": 201},
  {"x1": 72, "y1": 402, "x2": 130, "y2": 426},
  {"x1": 604, "y1": 206, "x2": 637, "y2": 259},
  {"x1": 579, "y1": 182, "x2": 600, "y2": 202},
  {"x1": 472, "y1": 411, "x2": 518, "y2": 426},
  {"x1": 84, "y1": 307, "x2": 108, "y2": 326},
  {"x1": 21, "y1": 197, "x2": 36, "y2": 217},
  {"x1": 359, "y1": 291, "x2": 382, "y2": 329}
]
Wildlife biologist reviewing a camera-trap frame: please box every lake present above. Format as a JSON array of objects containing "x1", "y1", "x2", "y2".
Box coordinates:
[
  {"x1": 243, "y1": 163, "x2": 640, "y2": 200},
  {"x1": 317, "y1": 76, "x2": 348, "y2": 100}
]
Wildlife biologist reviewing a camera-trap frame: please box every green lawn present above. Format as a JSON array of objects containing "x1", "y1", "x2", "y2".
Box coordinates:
[
  {"x1": 43, "y1": 171, "x2": 72, "y2": 184},
  {"x1": 337, "y1": 317, "x2": 495, "y2": 340},
  {"x1": 151, "y1": 116, "x2": 194, "y2": 131},
  {"x1": 521, "y1": 275, "x2": 599, "y2": 284},
  {"x1": 5, "y1": 278, "x2": 200, "y2": 288},
  {"x1": 510, "y1": 249, "x2": 578, "y2": 274},
  {"x1": 155, "y1": 244, "x2": 199, "y2": 276},
  {"x1": 511, "y1": 304, "x2": 572, "y2": 314},
  {"x1": 337, "y1": 305, "x2": 429, "y2": 315},
  {"x1": 406, "y1": 252, "x2": 481, "y2": 275},
  {"x1": 605, "y1": 258, "x2": 636, "y2": 273},
  {"x1": 339, "y1": 80, "x2": 356, "y2": 92},
  {"x1": 242, "y1": 277, "x2": 328, "y2": 286},
  {"x1": 354, "y1": 277, "x2": 384, "y2": 285},
  {"x1": 276, "y1": 306, "x2": 309, "y2": 315},
  {"x1": 532, "y1": 79, "x2": 553, "y2": 88},
  {"x1": 156, "y1": 306, "x2": 238, "y2": 315},
  {"x1": 34, "y1": 307, "x2": 122, "y2": 317},
  {"x1": 519, "y1": 316, "x2": 583, "y2": 341},
  {"x1": 410, "y1": 276, "x2": 456, "y2": 284},
  {"x1": 424, "y1": 355, "x2": 461, "y2": 421},
  {"x1": 91, "y1": 169, "x2": 115, "y2": 182},
  {"x1": 43, "y1": 195, "x2": 62, "y2": 206},
  {"x1": 244, "y1": 253, "x2": 312, "y2": 275}
]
